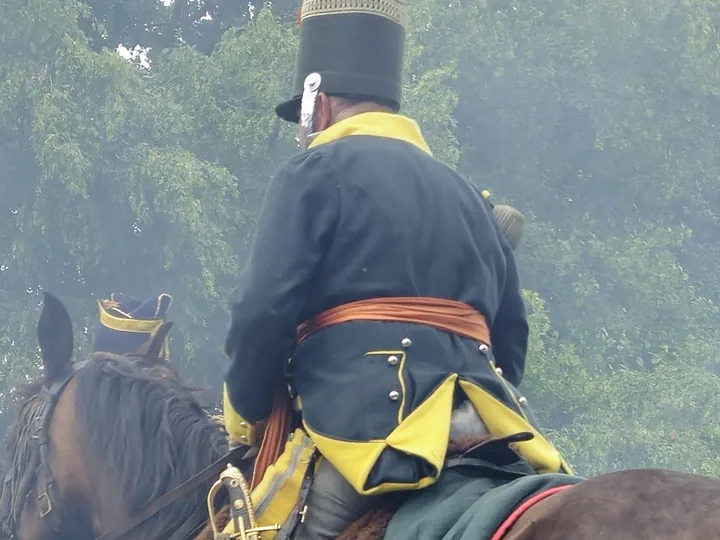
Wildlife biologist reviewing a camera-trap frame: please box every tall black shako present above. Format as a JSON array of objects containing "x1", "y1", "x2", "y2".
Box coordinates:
[{"x1": 275, "y1": 0, "x2": 407, "y2": 146}]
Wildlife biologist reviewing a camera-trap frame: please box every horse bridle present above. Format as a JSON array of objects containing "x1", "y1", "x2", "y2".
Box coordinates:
[
  {"x1": 32, "y1": 360, "x2": 90, "y2": 525},
  {"x1": 25, "y1": 359, "x2": 253, "y2": 540}
]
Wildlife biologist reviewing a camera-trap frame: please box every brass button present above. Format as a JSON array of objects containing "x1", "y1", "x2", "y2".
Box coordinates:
[
  {"x1": 240, "y1": 421, "x2": 247, "y2": 427},
  {"x1": 478, "y1": 343, "x2": 489, "y2": 352},
  {"x1": 495, "y1": 366, "x2": 503, "y2": 376},
  {"x1": 388, "y1": 355, "x2": 399, "y2": 366},
  {"x1": 389, "y1": 390, "x2": 400, "y2": 401},
  {"x1": 518, "y1": 397, "x2": 528, "y2": 406},
  {"x1": 240, "y1": 435, "x2": 248, "y2": 442},
  {"x1": 401, "y1": 337, "x2": 412, "y2": 348}
]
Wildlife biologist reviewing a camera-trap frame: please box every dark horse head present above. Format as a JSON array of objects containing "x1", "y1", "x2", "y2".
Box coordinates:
[{"x1": 0, "y1": 292, "x2": 228, "y2": 539}]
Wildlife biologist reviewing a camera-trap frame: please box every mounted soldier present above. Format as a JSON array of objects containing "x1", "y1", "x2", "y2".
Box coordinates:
[
  {"x1": 93, "y1": 292, "x2": 224, "y2": 420},
  {"x1": 222, "y1": 1, "x2": 572, "y2": 538},
  {"x1": 93, "y1": 292, "x2": 173, "y2": 359}
]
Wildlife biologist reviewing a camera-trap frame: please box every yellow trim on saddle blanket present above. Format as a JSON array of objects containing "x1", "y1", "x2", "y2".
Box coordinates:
[
  {"x1": 303, "y1": 374, "x2": 573, "y2": 496},
  {"x1": 223, "y1": 383, "x2": 268, "y2": 446},
  {"x1": 221, "y1": 428, "x2": 318, "y2": 540}
]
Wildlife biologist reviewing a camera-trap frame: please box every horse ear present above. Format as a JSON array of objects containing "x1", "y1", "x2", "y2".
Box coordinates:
[
  {"x1": 136, "y1": 321, "x2": 174, "y2": 359},
  {"x1": 37, "y1": 292, "x2": 74, "y2": 385}
]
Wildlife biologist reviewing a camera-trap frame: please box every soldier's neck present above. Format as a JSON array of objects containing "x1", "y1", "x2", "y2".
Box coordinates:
[{"x1": 331, "y1": 102, "x2": 393, "y2": 126}]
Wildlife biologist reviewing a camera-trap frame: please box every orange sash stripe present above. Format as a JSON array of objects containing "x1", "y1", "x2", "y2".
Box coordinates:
[
  {"x1": 297, "y1": 296, "x2": 491, "y2": 346},
  {"x1": 251, "y1": 390, "x2": 293, "y2": 490}
]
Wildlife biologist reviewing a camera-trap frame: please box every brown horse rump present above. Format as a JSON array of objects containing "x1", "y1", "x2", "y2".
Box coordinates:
[{"x1": 501, "y1": 468, "x2": 720, "y2": 540}]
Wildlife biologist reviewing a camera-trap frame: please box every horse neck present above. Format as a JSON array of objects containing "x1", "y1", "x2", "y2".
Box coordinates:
[{"x1": 72, "y1": 356, "x2": 229, "y2": 539}]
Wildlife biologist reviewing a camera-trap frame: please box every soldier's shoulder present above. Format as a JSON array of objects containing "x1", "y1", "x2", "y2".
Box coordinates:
[
  {"x1": 269, "y1": 146, "x2": 340, "y2": 194},
  {"x1": 281, "y1": 145, "x2": 330, "y2": 167},
  {"x1": 274, "y1": 146, "x2": 332, "y2": 177}
]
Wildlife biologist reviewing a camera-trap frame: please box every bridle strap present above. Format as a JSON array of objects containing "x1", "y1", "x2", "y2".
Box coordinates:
[
  {"x1": 34, "y1": 360, "x2": 89, "y2": 523},
  {"x1": 167, "y1": 503, "x2": 213, "y2": 540},
  {"x1": 96, "y1": 445, "x2": 253, "y2": 540}
]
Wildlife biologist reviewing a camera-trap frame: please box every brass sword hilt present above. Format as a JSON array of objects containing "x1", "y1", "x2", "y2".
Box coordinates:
[{"x1": 207, "y1": 464, "x2": 281, "y2": 540}]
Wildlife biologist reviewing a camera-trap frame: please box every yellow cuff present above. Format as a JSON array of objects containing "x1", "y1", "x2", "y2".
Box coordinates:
[{"x1": 222, "y1": 383, "x2": 267, "y2": 446}]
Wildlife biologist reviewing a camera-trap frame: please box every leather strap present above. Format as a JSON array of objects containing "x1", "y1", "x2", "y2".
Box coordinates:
[
  {"x1": 274, "y1": 450, "x2": 319, "y2": 540},
  {"x1": 167, "y1": 503, "x2": 214, "y2": 540},
  {"x1": 444, "y1": 432, "x2": 536, "y2": 480},
  {"x1": 96, "y1": 446, "x2": 252, "y2": 540},
  {"x1": 35, "y1": 360, "x2": 89, "y2": 527},
  {"x1": 444, "y1": 456, "x2": 532, "y2": 481}
]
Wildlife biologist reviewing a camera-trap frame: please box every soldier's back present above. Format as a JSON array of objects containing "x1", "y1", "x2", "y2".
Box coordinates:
[{"x1": 299, "y1": 132, "x2": 509, "y2": 328}]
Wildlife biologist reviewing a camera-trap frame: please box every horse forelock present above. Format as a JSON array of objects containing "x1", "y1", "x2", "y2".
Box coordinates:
[{"x1": 74, "y1": 352, "x2": 228, "y2": 539}]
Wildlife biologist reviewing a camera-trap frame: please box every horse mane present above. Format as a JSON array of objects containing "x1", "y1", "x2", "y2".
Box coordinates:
[
  {"x1": 73, "y1": 351, "x2": 229, "y2": 538},
  {"x1": 0, "y1": 379, "x2": 47, "y2": 536}
]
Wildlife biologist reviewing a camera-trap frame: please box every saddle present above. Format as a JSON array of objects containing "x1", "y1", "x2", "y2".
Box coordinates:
[{"x1": 446, "y1": 432, "x2": 537, "y2": 479}]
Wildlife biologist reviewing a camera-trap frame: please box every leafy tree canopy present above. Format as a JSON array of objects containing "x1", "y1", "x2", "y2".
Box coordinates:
[{"x1": 1, "y1": 0, "x2": 719, "y2": 476}]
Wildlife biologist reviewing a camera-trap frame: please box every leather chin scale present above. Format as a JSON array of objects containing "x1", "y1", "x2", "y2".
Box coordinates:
[{"x1": 298, "y1": 72, "x2": 322, "y2": 150}]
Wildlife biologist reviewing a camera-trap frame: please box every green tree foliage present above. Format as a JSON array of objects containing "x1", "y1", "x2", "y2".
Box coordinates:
[
  {"x1": 77, "y1": 0, "x2": 300, "y2": 54},
  {"x1": 1, "y1": 0, "x2": 719, "y2": 476}
]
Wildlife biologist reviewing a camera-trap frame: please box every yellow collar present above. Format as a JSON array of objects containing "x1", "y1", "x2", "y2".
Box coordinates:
[{"x1": 308, "y1": 112, "x2": 432, "y2": 155}]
